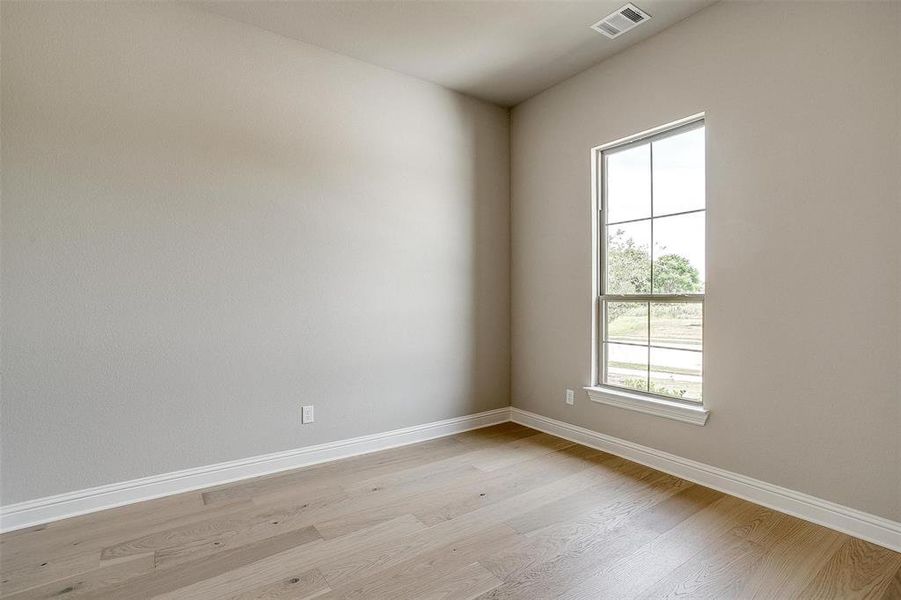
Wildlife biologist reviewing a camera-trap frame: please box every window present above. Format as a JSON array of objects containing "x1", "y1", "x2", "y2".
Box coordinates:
[{"x1": 590, "y1": 117, "x2": 707, "y2": 422}]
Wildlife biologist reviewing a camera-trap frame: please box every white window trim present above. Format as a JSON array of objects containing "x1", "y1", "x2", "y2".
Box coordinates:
[
  {"x1": 589, "y1": 113, "x2": 709, "y2": 426},
  {"x1": 584, "y1": 385, "x2": 709, "y2": 425}
]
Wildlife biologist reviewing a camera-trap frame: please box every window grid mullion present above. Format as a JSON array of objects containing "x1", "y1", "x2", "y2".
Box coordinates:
[
  {"x1": 648, "y1": 140, "x2": 654, "y2": 388},
  {"x1": 607, "y1": 208, "x2": 705, "y2": 227},
  {"x1": 600, "y1": 294, "x2": 704, "y2": 302},
  {"x1": 645, "y1": 303, "x2": 650, "y2": 390},
  {"x1": 602, "y1": 337, "x2": 702, "y2": 353}
]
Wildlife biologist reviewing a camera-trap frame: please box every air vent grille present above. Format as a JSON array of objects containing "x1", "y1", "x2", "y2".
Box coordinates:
[{"x1": 591, "y1": 3, "x2": 651, "y2": 39}]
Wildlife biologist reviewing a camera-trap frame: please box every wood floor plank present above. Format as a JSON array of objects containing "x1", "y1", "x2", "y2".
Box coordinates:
[
  {"x1": 340, "y1": 430, "x2": 573, "y2": 503},
  {"x1": 479, "y1": 477, "x2": 710, "y2": 589},
  {"x1": 220, "y1": 431, "x2": 575, "y2": 543},
  {"x1": 612, "y1": 508, "x2": 791, "y2": 600},
  {"x1": 727, "y1": 504, "x2": 791, "y2": 544},
  {"x1": 741, "y1": 518, "x2": 849, "y2": 599},
  {"x1": 1, "y1": 423, "x2": 897, "y2": 600},
  {"x1": 798, "y1": 537, "x2": 901, "y2": 600},
  {"x1": 317, "y1": 562, "x2": 503, "y2": 600},
  {"x1": 416, "y1": 562, "x2": 503, "y2": 600},
  {"x1": 412, "y1": 444, "x2": 614, "y2": 527},
  {"x1": 505, "y1": 466, "x2": 688, "y2": 535},
  {"x1": 476, "y1": 486, "x2": 724, "y2": 600},
  {"x1": 253, "y1": 437, "x2": 604, "y2": 544},
  {"x1": 323, "y1": 525, "x2": 517, "y2": 600},
  {"x1": 314, "y1": 517, "x2": 505, "y2": 588},
  {"x1": 309, "y1": 452, "x2": 644, "y2": 592},
  {"x1": 149, "y1": 514, "x2": 425, "y2": 600},
  {"x1": 342, "y1": 461, "x2": 483, "y2": 499},
  {"x1": 99, "y1": 487, "x2": 344, "y2": 568},
  {"x1": 1, "y1": 494, "x2": 254, "y2": 578},
  {"x1": 0, "y1": 499, "x2": 267, "y2": 599},
  {"x1": 450, "y1": 423, "x2": 539, "y2": 451},
  {"x1": 0, "y1": 545, "x2": 101, "y2": 596},
  {"x1": 2, "y1": 554, "x2": 155, "y2": 600},
  {"x1": 223, "y1": 568, "x2": 329, "y2": 600},
  {"x1": 88, "y1": 527, "x2": 323, "y2": 600},
  {"x1": 464, "y1": 432, "x2": 575, "y2": 472},
  {"x1": 880, "y1": 564, "x2": 901, "y2": 600},
  {"x1": 2, "y1": 491, "x2": 206, "y2": 546},
  {"x1": 201, "y1": 435, "x2": 468, "y2": 506},
  {"x1": 634, "y1": 535, "x2": 762, "y2": 600},
  {"x1": 209, "y1": 462, "x2": 467, "y2": 545},
  {"x1": 311, "y1": 465, "x2": 488, "y2": 540},
  {"x1": 559, "y1": 495, "x2": 765, "y2": 600}
]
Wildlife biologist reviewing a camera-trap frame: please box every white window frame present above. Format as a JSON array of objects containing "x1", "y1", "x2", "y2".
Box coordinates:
[{"x1": 585, "y1": 114, "x2": 709, "y2": 426}]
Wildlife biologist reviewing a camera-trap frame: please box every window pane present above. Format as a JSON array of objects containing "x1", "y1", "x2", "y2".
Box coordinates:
[
  {"x1": 605, "y1": 144, "x2": 650, "y2": 224},
  {"x1": 652, "y1": 211, "x2": 705, "y2": 293},
  {"x1": 652, "y1": 126, "x2": 705, "y2": 217},
  {"x1": 606, "y1": 301, "x2": 648, "y2": 345},
  {"x1": 649, "y1": 347, "x2": 702, "y2": 401},
  {"x1": 650, "y1": 302, "x2": 702, "y2": 350},
  {"x1": 605, "y1": 343, "x2": 648, "y2": 392},
  {"x1": 606, "y1": 220, "x2": 651, "y2": 294}
]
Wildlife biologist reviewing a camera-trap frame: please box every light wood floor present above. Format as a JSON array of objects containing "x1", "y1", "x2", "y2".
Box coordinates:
[{"x1": 2, "y1": 423, "x2": 899, "y2": 599}]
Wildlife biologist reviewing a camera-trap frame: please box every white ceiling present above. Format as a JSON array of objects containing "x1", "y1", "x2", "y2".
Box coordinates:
[{"x1": 193, "y1": 1, "x2": 716, "y2": 107}]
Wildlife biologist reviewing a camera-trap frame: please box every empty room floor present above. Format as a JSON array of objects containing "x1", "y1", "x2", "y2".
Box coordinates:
[{"x1": 2, "y1": 423, "x2": 899, "y2": 600}]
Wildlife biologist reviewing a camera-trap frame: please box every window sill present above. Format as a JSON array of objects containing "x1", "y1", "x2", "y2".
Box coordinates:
[{"x1": 583, "y1": 386, "x2": 709, "y2": 426}]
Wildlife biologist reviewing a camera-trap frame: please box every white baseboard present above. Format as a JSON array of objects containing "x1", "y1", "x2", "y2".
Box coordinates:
[
  {"x1": 5, "y1": 405, "x2": 898, "y2": 552},
  {"x1": 511, "y1": 407, "x2": 901, "y2": 552},
  {"x1": 0, "y1": 407, "x2": 511, "y2": 533}
]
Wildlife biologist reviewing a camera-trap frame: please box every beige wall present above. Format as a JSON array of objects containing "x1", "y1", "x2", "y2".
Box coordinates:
[
  {"x1": 511, "y1": 1, "x2": 901, "y2": 520},
  {"x1": 0, "y1": 2, "x2": 510, "y2": 504}
]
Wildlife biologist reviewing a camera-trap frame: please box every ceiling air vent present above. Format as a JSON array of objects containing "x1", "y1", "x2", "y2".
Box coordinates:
[{"x1": 591, "y1": 3, "x2": 651, "y2": 39}]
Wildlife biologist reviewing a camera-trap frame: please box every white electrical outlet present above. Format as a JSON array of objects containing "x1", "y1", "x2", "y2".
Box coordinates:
[
  {"x1": 301, "y1": 405, "x2": 314, "y2": 424},
  {"x1": 565, "y1": 389, "x2": 575, "y2": 406}
]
